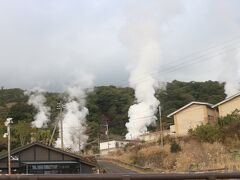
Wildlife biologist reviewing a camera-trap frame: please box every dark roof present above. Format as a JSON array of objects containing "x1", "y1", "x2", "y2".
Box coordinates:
[{"x1": 0, "y1": 142, "x2": 96, "y2": 167}]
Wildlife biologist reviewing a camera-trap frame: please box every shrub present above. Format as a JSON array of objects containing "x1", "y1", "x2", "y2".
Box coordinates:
[
  {"x1": 218, "y1": 113, "x2": 240, "y2": 127},
  {"x1": 218, "y1": 113, "x2": 240, "y2": 146},
  {"x1": 170, "y1": 141, "x2": 181, "y2": 153},
  {"x1": 189, "y1": 123, "x2": 222, "y2": 143}
]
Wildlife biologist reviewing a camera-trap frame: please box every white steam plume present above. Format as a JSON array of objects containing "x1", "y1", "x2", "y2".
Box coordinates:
[
  {"x1": 122, "y1": 17, "x2": 161, "y2": 140},
  {"x1": 122, "y1": 2, "x2": 183, "y2": 140},
  {"x1": 25, "y1": 88, "x2": 51, "y2": 128},
  {"x1": 125, "y1": 39, "x2": 161, "y2": 140},
  {"x1": 55, "y1": 73, "x2": 94, "y2": 151},
  {"x1": 219, "y1": 50, "x2": 240, "y2": 97}
]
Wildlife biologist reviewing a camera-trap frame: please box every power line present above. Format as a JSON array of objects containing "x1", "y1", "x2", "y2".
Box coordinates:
[
  {"x1": 161, "y1": 35, "x2": 240, "y2": 68},
  {"x1": 135, "y1": 44, "x2": 240, "y2": 85},
  {"x1": 118, "y1": 35, "x2": 240, "y2": 87},
  {"x1": 161, "y1": 46, "x2": 240, "y2": 75}
]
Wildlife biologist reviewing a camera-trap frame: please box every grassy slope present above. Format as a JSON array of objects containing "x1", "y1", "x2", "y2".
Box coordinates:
[{"x1": 110, "y1": 139, "x2": 240, "y2": 172}]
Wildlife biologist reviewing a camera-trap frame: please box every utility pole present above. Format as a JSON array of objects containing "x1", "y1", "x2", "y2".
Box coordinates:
[
  {"x1": 101, "y1": 122, "x2": 110, "y2": 153},
  {"x1": 78, "y1": 120, "x2": 81, "y2": 155},
  {"x1": 78, "y1": 134, "x2": 81, "y2": 156},
  {"x1": 4, "y1": 118, "x2": 13, "y2": 175},
  {"x1": 106, "y1": 122, "x2": 109, "y2": 153},
  {"x1": 49, "y1": 118, "x2": 59, "y2": 146},
  {"x1": 97, "y1": 129, "x2": 100, "y2": 154},
  {"x1": 99, "y1": 121, "x2": 110, "y2": 154},
  {"x1": 57, "y1": 101, "x2": 65, "y2": 150},
  {"x1": 159, "y1": 106, "x2": 164, "y2": 149}
]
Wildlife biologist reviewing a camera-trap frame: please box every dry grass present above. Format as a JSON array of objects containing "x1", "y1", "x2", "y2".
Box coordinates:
[
  {"x1": 111, "y1": 143, "x2": 175, "y2": 170},
  {"x1": 224, "y1": 136, "x2": 240, "y2": 149},
  {"x1": 110, "y1": 140, "x2": 240, "y2": 172},
  {"x1": 176, "y1": 141, "x2": 229, "y2": 171}
]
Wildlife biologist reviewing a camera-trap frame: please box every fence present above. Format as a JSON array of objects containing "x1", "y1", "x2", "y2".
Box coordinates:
[{"x1": 0, "y1": 173, "x2": 240, "y2": 180}]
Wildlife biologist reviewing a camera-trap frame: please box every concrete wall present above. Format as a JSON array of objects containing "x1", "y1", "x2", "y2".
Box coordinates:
[
  {"x1": 174, "y1": 104, "x2": 209, "y2": 136},
  {"x1": 218, "y1": 96, "x2": 240, "y2": 117},
  {"x1": 100, "y1": 141, "x2": 117, "y2": 150},
  {"x1": 100, "y1": 141, "x2": 129, "y2": 155},
  {"x1": 138, "y1": 133, "x2": 160, "y2": 142},
  {"x1": 100, "y1": 141, "x2": 128, "y2": 150},
  {"x1": 170, "y1": 125, "x2": 175, "y2": 133},
  {"x1": 138, "y1": 131, "x2": 171, "y2": 142}
]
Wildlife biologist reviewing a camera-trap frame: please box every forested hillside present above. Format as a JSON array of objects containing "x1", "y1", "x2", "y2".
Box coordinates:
[
  {"x1": 0, "y1": 81, "x2": 226, "y2": 154},
  {"x1": 157, "y1": 80, "x2": 226, "y2": 122}
]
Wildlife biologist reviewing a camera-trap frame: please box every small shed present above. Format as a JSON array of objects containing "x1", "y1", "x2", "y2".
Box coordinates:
[
  {"x1": 0, "y1": 142, "x2": 97, "y2": 174},
  {"x1": 167, "y1": 101, "x2": 216, "y2": 136},
  {"x1": 100, "y1": 140, "x2": 129, "y2": 155},
  {"x1": 213, "y1": 92, "x2": 240, "y2": 117}
]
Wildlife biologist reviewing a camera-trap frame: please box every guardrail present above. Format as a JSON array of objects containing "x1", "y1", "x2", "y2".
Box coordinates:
[{"x1": 0, "y1": 173, "x2": 240, "y2": 179}]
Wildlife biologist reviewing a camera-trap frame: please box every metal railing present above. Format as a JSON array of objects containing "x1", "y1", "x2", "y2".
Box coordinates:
[{"x1": 0, "y1": 173, "x2": 240, "y2": 180}]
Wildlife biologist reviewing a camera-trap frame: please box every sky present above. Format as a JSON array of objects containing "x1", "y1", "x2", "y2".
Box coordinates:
[{"x1": 0, "y1": 0, "x2": 240, "y2": 92}]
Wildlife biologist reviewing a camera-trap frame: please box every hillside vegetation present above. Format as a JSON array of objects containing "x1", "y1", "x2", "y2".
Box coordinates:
[
  {"x1": 111, "y1": 113, "x2": 240, "y2": 172},
  {"x1": 111, "y1": 140, "x2": 239, "y2": 172},
  {"x1": 0, "y1": 81, "x2": 226, "y2": 154}
]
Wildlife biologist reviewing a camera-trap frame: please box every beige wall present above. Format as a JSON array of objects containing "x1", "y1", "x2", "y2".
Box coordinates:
[
  {"x1": 138, "y1": 133, "x2": 160, "y2": 142},
  {"x1": 174, "y1": 105, "x2": 215, "y2": 136},
  {"x1": 218, "y1": 96, "x2": 240, "y2": 117},
  {"x1": 138, "y1": 131, "x2": 170, "y2": 142}
]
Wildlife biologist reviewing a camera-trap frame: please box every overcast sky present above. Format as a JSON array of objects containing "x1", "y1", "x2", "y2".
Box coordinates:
[{"x1": 0, "y1": 0, "x2": 240, "y2": 92}]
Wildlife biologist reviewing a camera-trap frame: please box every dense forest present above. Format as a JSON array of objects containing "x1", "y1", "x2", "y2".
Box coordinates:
[
  {"x1": 0, "y1": 81, "x2": 226, "y2": 154},
  {"x1": 157, "y1": 80, "x2": 226, "y2": 122}
]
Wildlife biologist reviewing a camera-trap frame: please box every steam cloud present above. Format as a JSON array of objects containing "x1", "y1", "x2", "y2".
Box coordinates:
[
  {"x1": 220, "y1": 50, "x2": 240, "y2": 97},
  {"x1": 25, "y1": 88, "x2": 51, "y2": 128},
  {"x1": 125, "y1": 41, "x2": 161, "y2": 140},
  {"x1": 122, "y1": 6, "x2": 164, "y2": 140},
  {"x1": 126, "y1": 77, "x2": 160, "y2": 139},
  {"x1": 55, "y1": 73, "x2": 94, "y2": 151}
]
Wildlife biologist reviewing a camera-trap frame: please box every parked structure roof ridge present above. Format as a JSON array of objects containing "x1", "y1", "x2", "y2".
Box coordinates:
[
  {"x1": 167, "y1": 101, "x2": 213, "y2": 118},
  {"x1": 212, "y1": 92, "x2": 240, "y2": 108}
]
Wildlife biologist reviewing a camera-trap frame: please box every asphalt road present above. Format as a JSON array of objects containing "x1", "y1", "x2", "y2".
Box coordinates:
[{"x1": 97, "y1": 160, "x2": 137, "y2": 174}]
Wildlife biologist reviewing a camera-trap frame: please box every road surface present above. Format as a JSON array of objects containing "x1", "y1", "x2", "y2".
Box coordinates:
[{"x1": 97, "y1": 160, "x2": 137, "y2": 174}]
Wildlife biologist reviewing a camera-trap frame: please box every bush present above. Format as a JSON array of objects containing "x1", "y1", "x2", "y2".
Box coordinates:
[
  {"x1": 170, "y1": 141, "x2": 181, "y2": 153},
  {"x1": 218, "y1": 113, "x2": 240, "y2": 127},
  {"x1": 218, "y1": 114, "x2": 240, "y2": 146},
  {"x1": 189, "y1": 123, "x2": 222, "y2": 143}
]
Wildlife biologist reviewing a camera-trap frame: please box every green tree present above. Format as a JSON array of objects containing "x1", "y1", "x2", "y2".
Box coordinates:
[
  {"x1": 8, "y1": 103, "x2": 35, "y2": 123},
  {"x1": 31, "y1": 129, "x2": 52, "y2": 145},
  {"x1": 12, "y1": 121, "x2": 32, "y2": 146},
  {"x1": 86, "y1": 86, "x2": 134, "y2": 137}
]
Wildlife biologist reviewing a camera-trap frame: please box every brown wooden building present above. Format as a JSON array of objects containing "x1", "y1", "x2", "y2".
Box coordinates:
[{"x1": 0, "y1": 143, "x2": 97, "y2": 174}]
